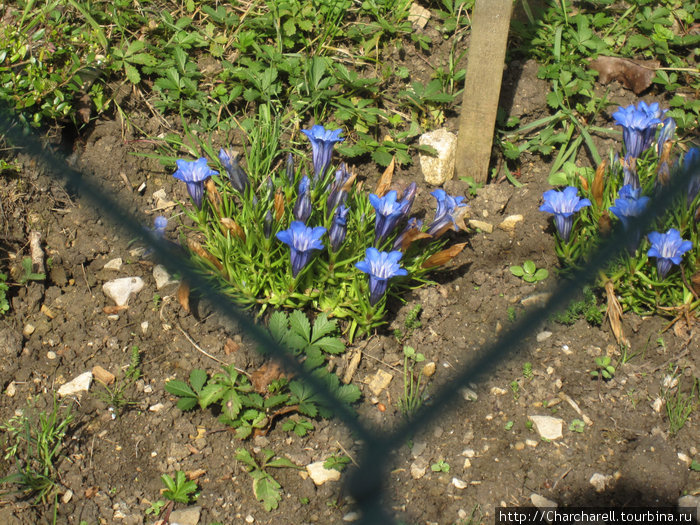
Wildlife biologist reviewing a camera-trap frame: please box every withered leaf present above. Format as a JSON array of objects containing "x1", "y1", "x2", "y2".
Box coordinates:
[
  {"x1": 220, "y1": 218, "x2": 246, "y2": 242},
  {"x1": 341, "y1": 169, "x2": 358, "y2": 193},
  {"x1": 421, "y1": 242, "x2": 467, "y2": 268},
  {"x1": 224, "y1": 338, "x2": 240, "y2": 356},
  {"x1": 177, "y1": 281, "x2": 191, "y2": 313},
  {"x1": 205, "y1": 178, "x2": 222, "y2": 215},
  {"x1": 374, "y1": 157, "x2": 395, "y2": 197},
  {"x1": 589, "y1": 56, "x2": 659, "y2": 95},
  {"x1": 103, "y1": 305, "x2": 128, "y2": 315},
  {"x1": 251, "y1": 362, "x2": 285, "y2": 394},
  {"x1": 274, "y1": 190, "x2": 285, "y2": 221},
  {"x1": 598, "y1": 210, "x2": 612, "y2": 236},
  {"x1": 592, "y1": 159, "x2": 606, "y2": 208},
  {"x1": 691, "y1": 271, "x2": 700, "y2": 296},
  {"x1": 187, "y1": 238, "x2": 224, "y2": 271},
  {"x1": 400, "y1": 229, "x2": 433, "y2": 251},
  {"x1": 605, "y1": 280, "x2": 629, "y2": 347}
]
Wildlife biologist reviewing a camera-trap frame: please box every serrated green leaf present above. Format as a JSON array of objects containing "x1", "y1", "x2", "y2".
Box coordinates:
[
  {"x1": 165, "y1": 380, "x2": 196, "y2": 399},
  {"x1": 266, "y1": 456, "x2": 298, "y2": 469},
  {"x1": 311, "y1": 313, "x2": 336, "y2": 341},
  {"x1": 510, "y1": 266, "x2": 525, "y2": 277},
  {"x1": 235, "y1": 447, "x2": 257, "y2": 469},
  {"x1": 371, "y1": 149, "x2": 394, "y2": 167},
  {"x1": 289, "y1": 310, "x2": 311, "y2": 341},
  {"x1": 314, "y1": 336, "x2": 344, "y2": 354},
  {"x1": 176, "y1": 397, "x2": 198, "y2": 411},
  {"x1": 304, "y1": 347, "x2": 325, "y2": 370},
  {"x1": 124, "y1": 63, "x2": 141, "y2": 84},
  {"x1": 268, "y1": 311, "x2": 289, "y2": 342},
  {"x1": 285, "y1": 333, "x2": 308, "y2": 353},
  {"x1": 189, "y1": 369, "x2": 208, "y2": 393},
  {"x1": 198, "y1": 383, "x2": 226, "y2": 409},
  {"x1": 281, "y1": 420, "x2": 294, "y2": 432},
  {"x1": 222, "y1": 388, "x2": 242, "y2": 420},
  {"x1": 253, "y1": 475, "x2": 282, "y2": 511},
  {"x1": 129, "y1": 53, "x2": 158, "y2": 67},
  {"x1": 335, "y1": 384, "x2": 362, "y2": 405}
]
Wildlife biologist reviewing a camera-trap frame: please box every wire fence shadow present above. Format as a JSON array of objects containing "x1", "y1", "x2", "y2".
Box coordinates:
[{"x1": 1, "y1": 106, "x2": 698, "y2": 524}]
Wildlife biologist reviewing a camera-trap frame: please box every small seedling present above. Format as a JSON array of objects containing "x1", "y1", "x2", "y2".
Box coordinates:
[
  {"x1": 394, "y1": 304, "x2": 423, "y2": 342},
  {"x1": 281, "y1": 418, "x2": 314, "y2": 437},
  {"x1": 552, "y1": 286, "x2": 602, "y2": 325},
  {"x1": 0, "y1": 272, "x2": 9, "y2": 315},
  {"x1": 591, "y1": 356, "x2": 615, "y2": 380},
  {"x1": 19, "y1": 257, "x2": 46, "y2": 284},
  {"x1": 95, "y1": 346, "x2": 141, "y2": 417},
  {"x1": 504, "y1": 420, "x2": 514, "y2": 431},
  {"x1": 690, "y1": 460, "x2": 700, "y2": 472},
  {"x1": 525, "y1": 420, "x2": 534, "y2": 431},
  {"x1": 510, "y1": 260, "x2": 548, "y2": 283},
  {"x1": 522, "y1": 362, "x2": 533, "y2": 380},
  {"x1": 145, "y1": 500, "x2": 167, "y2": 516},
  {"x1": 152, "y1": 293, "x2": 162, "y2": 310},
  {"x1": 569, "y1": 419, "x2": 585, "y2": 433},
  {"x1": 398, "y1": 345, "x2": 427, "y2": 416},
  {"x1": 161, "y1": 471, "x2": 198, "y2": 504},
  {"x1": 509, "y1": 380, "x2": 520, "y2": 401},
  {"x1": 664, "y1": 376, "x2": 698, "y2": 436},
  {"x1": 430, "y1": 459, "x2": 450, "y2": 473},
  {"x1": 507, "y1": 306, "x2": 517, "y2": 322},
  {"x1": 235, "y1": 448, "x2": 300, "y2": 511},
  {"x1": 323, "y1": 454, "x2": 351, "y2": 472}
]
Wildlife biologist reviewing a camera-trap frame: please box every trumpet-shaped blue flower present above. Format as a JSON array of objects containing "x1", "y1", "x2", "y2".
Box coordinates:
[
  {"x1": 609, "y1": 185, "x2": 650, "y2": 230},
  {"x1": 647, "y1": 228, "x2": 693, "y2": 280},
  {"x1": 326, "y1": 163, "x2": 351, "y2": 212},
  {"x1": 293, "y1": 176, "x2": 312, "y2": 223},
  {"x1": 173, "y1": 157, "x2": 218, "y2": 209},
  {"x1": 539, "y1": 186, "x2": 591, "y2": 242},
  {"x1": 393, "y1": 217, "x2": 423, "y2": 251},
  {"x1": 276, "y1": 221, "x2": 326, "y2": 277},
  {"x1": 426, "y1": 189, "x2": 467, "y2": 236},
  {"x1": 329, "y1": 205, "x2": 349, "y2": 252},
  {"x1": 612, "y1": 101, "x2": 665, "y2": 159},
  {"x1": 657, "y1": 117, "x2": 676, "y2": 157},
  {"x1": 301, "y1": 125, "x2": 344, "y2": 181},
  {"x1": 620, "y1": 155, "x2": 640, "y2": 190},
  {"x1": 285, "y1": 152, "x2": 295, "y2": 184},
  {"x1": 355, "y1": 248, "x2": 408, "y2": 306},
  {"x1": 218, "y1": 148, "x2": 249, "y2": 193},
  {"x1": 369, "y1": 186, "x2": 415, "y2": 244}
]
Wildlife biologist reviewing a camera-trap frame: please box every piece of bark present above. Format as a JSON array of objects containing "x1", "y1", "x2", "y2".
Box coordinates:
[{"x1": 589, "y1": 56, "x2": 659, "y2": 95}]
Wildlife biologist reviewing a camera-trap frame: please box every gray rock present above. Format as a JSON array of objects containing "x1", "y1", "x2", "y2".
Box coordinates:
[
  {"x1": 102, "y1": 277, "x2": 144, "y2": 306},
  {"x1": 169, "y1": 506, "x2": 201, "y2": 525},
  {"x1": 528, "y1": 415, "x2": 563, "y2": 440},
  {"x1": 58, "y1": 372, "x2": 93, "y2": 397},
  {"x1": 419, "y1": 129, "x2": 457, "y2": 185},
  {"x1": 306, "y1": 461, "x2": 341, "y2": 485}
]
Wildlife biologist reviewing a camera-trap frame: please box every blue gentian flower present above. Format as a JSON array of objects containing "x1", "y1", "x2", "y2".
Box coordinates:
[
  {"x1": 218, "y1": 148, "x2": 249, "y2": 193},
  {"x1": 369, "y1": 187, "x2": 415, "y2": 244},
  {"x1": 656, "y1": 117, "x2": 676, "y2": 157},
  {"x1": 682, "y1": 148, "x2": 700, "y2": 207},
  {"x1": 609, "y1": 185, "x2": 650, "y2": 253},
  {"x1": 276, "y1": 221, "x2": 326, "y2": 277},
  {"x1": 263, "y1": 209, "x2": 273, "y2": 239},
  {"x1": 293, "y1": 176, "x2": 312, "y2": 223},
  {"x1": 172, "y1": 157, "x2": 218, "y2": 209},
  {"x1": 426, "y1": 189, "x2": 467, "y2": 236},
  {"x1": 355, "y1": 248, "x2": 408, "y2": 306},
  {"x1": 621, "y1": 155, "x2": 640, "y2": 190},
  {"x1": 612, "y1": 101, "x2": 666, "y2": 159},
  {"x1": 329, "y1": 205, "x2": 349, "y2": 252},
  {"x1": 153, "y1": 216, "x2": 168, "y2": 238},
  {"x1": 646, "y1": 228, "x2": 693, "y2": 279},
  {"x1": 539, "y1": 186, "x2": 591, "y2": 242},
  {"x1": 301, "y1": 125, "x2": 344, "y2": 181}
]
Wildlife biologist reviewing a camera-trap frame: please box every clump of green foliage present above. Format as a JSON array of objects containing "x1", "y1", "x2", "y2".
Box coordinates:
[
  {"x1": 94, "y1": 345, "x2": 142, "y2": 417},
  {"x1": 165, "y1": 312, "x2": 360, "y2": 439},
  {"x1": 235, "y1": 448, "x2": 300, "y2": 511},
  {"x1": 0, "y1": 272, "x2": 9, "y2": 315},
  {"x1": 0, "y1": 396, "x2": 74, "y2": 504},
  {"x1": 552, "y1": 286, "x2": 603, "y2": 325}
]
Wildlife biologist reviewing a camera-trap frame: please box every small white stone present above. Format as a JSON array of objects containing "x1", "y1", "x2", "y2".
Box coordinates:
[
  {"x1": 490, "y1": 387, "x2": 507, "y2": 395},
  {"x1": 462, "y1": 449, "x2": 475, "y2": 458},
  {"x1": 245, "y1": 515, "x2": 255, "y2": 523},
  {"x1": 525, "y1": 439, "x2": 539, "y2": 448},
  {"x1": 306, "y1": 461, "x2": 341, "y2": 485},
  {"x1": 652, "y1": 397, "x2": 664, "y2": 412},
  {"x1": 149, "y1": 403, "x2": 165, "y2": 412},
  {"x1": 468, "y1": 219, "x2": 493, "y2": 233},
  {"x1": 107, "y1": 314, "x2": 120, "y2": 321},
  {"x1": 46, "y1": 351, "x2": 57, "y2": 360},
  {"x1": 113, "y1": 510, "x2": 126, "y2": 519},
  {"x1": 531, "y1": 493, "x2": 557, "y2": 508},
  {"x1": 419, "y1": 129, "x2": 457, "y2": 185},
  {"x1": 546, "y1": 366, "x2": 554, "y2": 375},
  {"x1": 62, "y1": 489, "x2": 73, "y2": 503},
  {"x1": 58, "y1": 372, "x2": 93, "y2": 396},
  {"x1": 528, "y1": 415, "x2": 563, "y2": 440},
  {"x1": 677, "y1": 452, "x2": 691, "y2": 465},
  {"x1": 536, "y1": 331, "x2": 552, "y2": 342},
  {"x1": 461, "y1": 387, "x2": 478, "y2": 401},
  {"x1": 410, "y1": 459, "x2": 428, "y2": 480},
  {"x1": 153, "y1": 264, "x2": 178, "y2": 290},
  {"x1": 662, "y1": 374, "x2": 678, "y2": 389},
  {"x1": 103, "y1": 258, "x2": 123, "y2": 271},
  {"x1": 589, "y1": 473, "x2": 613, "y2": 492},
  {"x1": 367, "y1": 369, "x2": 393, "y2": 396},
  {"x1": 452, "y1": 477, "x2": 468, "y2": 489},
  {"x1": 5, "y1": 382, "x2": 16, "y2": 397},
  {"x1": 498, "y1": 214, "x2": 524, "y2": 232},
  {"x1": 23, "y1": 324, "x2": 35, "y2": 336},
  {"x1": 463, "y1": 458, "x2": 472, "y2": 469},
  {"x1": 141, "y1": 321, "x2": 149, "y2": 334},
  {"x1": 103, "y1": 277, "x2": 144, "y2": 306},
  {"x1": 458, "y1": 509, "x2": 467, "y2": 520},
  {"x1": 343, "y1": 511, "x2": 361, "y2": 522}
]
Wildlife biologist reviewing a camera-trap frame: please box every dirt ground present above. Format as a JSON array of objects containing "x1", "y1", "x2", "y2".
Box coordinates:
[{"x1": 0, "y1": 15, "x2": 698, "y2": 525}]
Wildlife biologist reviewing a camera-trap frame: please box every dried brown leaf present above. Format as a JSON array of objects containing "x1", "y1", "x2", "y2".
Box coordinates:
[
  {"x1": 400, "y1": 229, "x2": 433, "y2": 251},
  {"x1": 691, "y1": 271, "x2": 700, "y2": 296},
  {"x1": 579, "y1": 175, "x2": 589, "y2": 192},
  {"x1": 592, "y1": 159, "x2": 607, "y2": 208},
  {"x1": 274, "y1": 190, "x2": 285, "y2": 221},
  {"x1": 589, "y1": 56, "x2": 659, "y2": 95},
  {"x1": 421, "y1": 242, "x2": 467, "y2": 268},
  {"x1": 374, "y1": 157, "x2": 395, "y2": 197},
  {"x1": 605, "y1": 280, "x2": 629, "y2": 347},
  {"x1": 220, "y1": 218, "x2": 246, "y2": 242},
  {"x1": 205, "y1": 178, "x2": 221, "y2": 215},
  {"x1": 224, "y1": 338, "x2": 240, "y2": 356},
  {"x1": 187, "y1": 238, "x2": 224, "y2": 271},
  {"x1": 186, "y1": 469, "x2": 206, "y2": 481},
  {"x1": 251, "y1": 362, "x2": 285, "y2": 394},
  {"x1": 103, "y1": 305, "x2": 128, "y2": 315},
  {"x1": 177, "y1": 281, "x2": 190, "y2": 313},
  {"x1": 341, "y1": 170, "x2": 358, "y2": 193},
  {"x1": 598, "y1": 210, "x2": 612, "y2": 236}
]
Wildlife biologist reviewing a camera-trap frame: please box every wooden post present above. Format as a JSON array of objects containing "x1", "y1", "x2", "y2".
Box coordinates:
[{"x1": 455, "y1": 0, "x2": 513, "y2": 183}]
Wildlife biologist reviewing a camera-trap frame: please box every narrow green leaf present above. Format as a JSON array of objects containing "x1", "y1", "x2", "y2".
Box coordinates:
[{"x1": 266, "y1": 457, "x2": 299, "y2": 469}]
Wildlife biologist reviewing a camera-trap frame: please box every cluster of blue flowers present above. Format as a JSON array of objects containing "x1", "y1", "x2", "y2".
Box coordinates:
[
  {"x1": 539, "y1": 101, "x2": 698, "y2": 282},
  {"x1": 171, "y1": 124, "x2": 468, "y2": 308}
]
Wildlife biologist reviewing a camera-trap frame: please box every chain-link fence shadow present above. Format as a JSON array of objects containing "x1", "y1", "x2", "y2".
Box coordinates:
[{"x1": 1, "y1": 106, "x2": 698, "y2": 524}]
